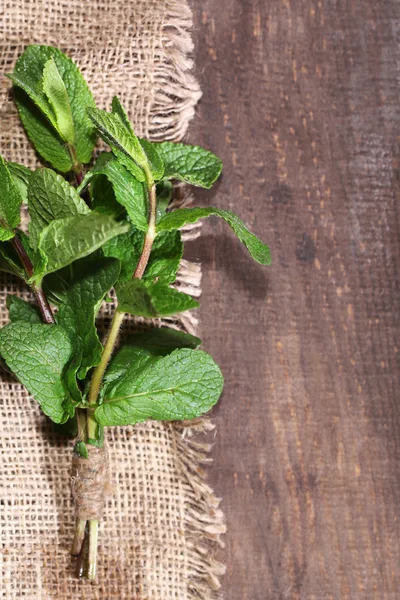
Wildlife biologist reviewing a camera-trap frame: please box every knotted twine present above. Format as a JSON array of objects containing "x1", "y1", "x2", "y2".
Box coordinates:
[{"x1": 71, "y1": 446, "x2": 110, "y2": 522}]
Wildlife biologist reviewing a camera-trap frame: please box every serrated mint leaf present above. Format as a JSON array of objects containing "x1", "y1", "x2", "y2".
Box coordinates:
[
  {"x1": 0, "y1": 156, "x2": 23, "y2": 239},
  {"x1": 17, "y1": 230, "x2": 46, "y2": 281},
  {"x1": 156, "y1": 180, "x2": 173, "y2": 222},
  {"x1": 13, "y1": 88, "x2": 73, "y2": 172},
  {"x1": 108, "y1": 146, "x2": 146, "y2": 182},
  {"x1": 6, "y1": 162, "x2": 31, "y2": 203},
  {"x1": 111, "y1": 96, "x2": 135, "y2": 136},
  {"x1": 37, "y1": 212, "x2": 128, "y2": 277},
  {"x1": 102, "y1": 101, "x2": 164, "y2": 181},
  {"x1": 8, "y1": 45, "x2": 96, "y2": 171},
  {"x1": 157, "y1": 207, "x2": 271, "y2": 265},
  {"x1": 95, "y1": 348, "x2": 223, "y2": 427},
  {"x1": 88, "y1": 174, "x2": 123, "y2": 217},
  {"x1": 126, "y1": 327, "x2": 201, "y2": 354},
  {"x1": 78, "y1": 153, "x2": 148, "y2": 231},
  {"x1": 0, "y1": 322, "x2": 74, "y2": 423},
  {"x1": 87, "y1": 106, "x2": 147, "y2": 181},
  {"x1": 103, "y1": 224, "x2": 182, "y2": 283},
  {"x1": 154, "y1": 142, "x2": 222, "y2": 188},
  {"x1": 109, "y1": 97, "x2": 166, "y2": 179},
  {"x1": 0, "y1": 242, "x2": 26, "y2": 279},
  {"x1": 28, "y1": 168, "x2": 90, "y2": 248},
  {"x1": 100, "y1": 346, "x2": 160, "y2": 400},
  {"x1": 138, "y1": 139, "x2": 164, "y2": 181},
  {"x1": 145, "y1": 230, "x2": 183, "y2": 283},
  {"x1": 101, "y1": 328, "x2": 201, "y2": 397},
  {"x1": 55, "y1": 256, "x2": 120, "y2": 381},
  {"x1": 42, "y1": 57, "x2": 75, "y2": 144},
  {"x1": 102, "y1": 224, "x2": 142, "y2": 279},
  {"x1": 6, "y1": 295, "x2": 42, "y2": 324},
  {"x1": 115, "y1": 279, "x2": 199, "y2": 317}
]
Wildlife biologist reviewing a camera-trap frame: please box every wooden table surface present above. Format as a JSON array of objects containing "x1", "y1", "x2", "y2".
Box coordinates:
[{"x1": 188, "y1": 1, "x2": 400, "y2": 598}]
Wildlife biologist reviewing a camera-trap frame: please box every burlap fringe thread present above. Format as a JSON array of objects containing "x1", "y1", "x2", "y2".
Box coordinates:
[{"x1": 174, "y1": 419, "x2": 227, "y2": 599}]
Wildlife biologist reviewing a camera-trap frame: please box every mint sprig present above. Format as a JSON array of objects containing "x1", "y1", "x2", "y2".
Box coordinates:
[{"x1": 0, "y1": 46, "x2": 271, "y2": 581}]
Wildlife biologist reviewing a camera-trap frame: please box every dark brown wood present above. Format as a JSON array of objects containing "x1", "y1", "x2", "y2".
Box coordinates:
[{"x1": 189, "y1": 1, "x2": 400, "y2": 598}]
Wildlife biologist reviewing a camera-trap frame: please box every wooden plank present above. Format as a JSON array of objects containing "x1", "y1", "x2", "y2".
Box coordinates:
[{"x1": 189, "y1": 1, "x2": 400, "y2": 598}]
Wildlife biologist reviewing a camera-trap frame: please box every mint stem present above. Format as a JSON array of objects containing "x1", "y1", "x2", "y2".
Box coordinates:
[
  {"x1": 87, "y1": 520, "x2": 99, "y2": 580},
  {"x1": 71, "y1": 518, "x2": 87, "y2": 556},
  {"x1": 11, "y1": 235, "x2": 55, "y2": 324},
  {"x1": 74, "y1": 172, "x2": 157, "y2": 581},
  {"x1": 86, "y1": 178, "x2": 156, "y2": 410},
  {"x1": 68, "y1": 143, "x2": 84, "y2": 186},
  {"x1": 133, "y1": 183, "x2": 157, "y2": 278},
  {"x1": 74, "y1": 169, "x2": 84, "y2": 186}
]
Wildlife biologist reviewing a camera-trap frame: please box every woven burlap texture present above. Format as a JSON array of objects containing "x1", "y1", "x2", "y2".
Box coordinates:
[{"x1": 0, "y1": 1, "x2": 225, "y2": 598}]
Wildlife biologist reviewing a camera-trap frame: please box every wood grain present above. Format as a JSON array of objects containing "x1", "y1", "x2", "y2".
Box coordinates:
[{"x1": 188, "y1": 1, "x2": 400, "y2": 598}]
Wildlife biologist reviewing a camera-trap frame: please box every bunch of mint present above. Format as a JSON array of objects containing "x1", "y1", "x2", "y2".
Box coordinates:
[{"x1": 0, "y1": 45, "x2": 271, "y2": 580}]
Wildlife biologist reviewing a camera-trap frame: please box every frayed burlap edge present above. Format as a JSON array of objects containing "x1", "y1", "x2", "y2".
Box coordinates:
[{"x1": 149, "y1": 6, "x2": 227, "y2": 591}]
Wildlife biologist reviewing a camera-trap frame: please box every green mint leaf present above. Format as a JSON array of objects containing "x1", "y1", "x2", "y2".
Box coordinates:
[
  {"x1": 8, "y1": 45, "x2": 96, "y2": 171},
  {"x1": 18, "y1": 230, "x2": 46, "y2": 281},
  {"x1": 154, "y1": 142, "x2": 222, "y2": 188},
  {"x1": 42, "y1": 57, "x2": 75, "y2": 144},
  {"x1": 0, "y1": 156, "x2": 23, "y2": 239},
  {"x1": 101, "y1": 328, "x2": 201, "y2": 397},
  {"x1": 55, "y1": 256, "x2": 120, "y2": 380},
  {"x1": 106, "y1": 146, "x2": 146, "y2": 183},
  {"x1": 145, "y1": 230, "x2": 183, "y2": 283},
  {"x1": 37, "y1": 212, "x2": 129, "y2": 277},
  {"x1": 28, "y1": 168, "x2": 90, "y2": 248},
  {"x1": 86, "y1": 106, "x2": 147, "y2": 181},
  {"x1": 102, "y1": 224, "x2": 142, "y2": 279},
  {"x1": 156, "y1": 180, "x2": 173, "y2": 222},
  {"x1": 87, "y1": 174, "x2": 123, "y2": 217},
  {"x1": 103, "y1": 224, "x2": 182, "y2": 284},
  {"x1": 115, "y1": 279, "x2": 199, "y2": 317},
  {"x1": 126, "y1": 327, "x2": 201, "y2": 353},
  {"x1": 6, "y1": 162, "x2": 31, "y2": 203},
  {"x1": 138, "y1": 139, "x2": 164, "y2": 181},
  {"x1": 0, "y1": 322, "x2": 74, "y2": 423},
  {"x1": 100, "y1": 346, "x2": 160, "y2": 399},
  {"x1": 78, "y1": 153, "x2": 148, "y2": 231},
  {"x1": 157, "y1": 207, "x2": 271, "y2": 265},
  {"x1": 95, "y1": 348, "x2": 224, "y2": 427},
  {"x1": 111, "y1": 96, "x2": 135, "y2": 135},
  {"x1": 110, "y1": 97, "x2": 166, "y2": 180},
  {"x1": 13, "y1": 88, "x2": 73, "y2": 172},
  {"x1": 8, "y1": 68, "x2": 58, "y2": 134},
  {"x1": 6, "y1": 295, "x2": 42, "y2": 324},
  {"x1": 0, "y1": 242, "x2": 26, "y2": 279}
]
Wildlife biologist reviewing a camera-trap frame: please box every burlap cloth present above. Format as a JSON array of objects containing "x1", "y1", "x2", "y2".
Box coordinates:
[{"x1": 0, "y1": 2, "x2": 225, "y2": 598}]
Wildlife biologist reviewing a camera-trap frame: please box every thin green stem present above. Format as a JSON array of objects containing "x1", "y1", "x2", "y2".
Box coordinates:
[
  {"x1": 75, "y1": 170, "x2": 157, "y2": 580},
  {"x1": 87, "y1": 310, "x2": 125, "y2": 408},
  {"x1": 85, "y1": 178, "x2": 157, "y2": 412},
  {"x1": 68, "y1": 143, "x2": 84, "y2": 186}
]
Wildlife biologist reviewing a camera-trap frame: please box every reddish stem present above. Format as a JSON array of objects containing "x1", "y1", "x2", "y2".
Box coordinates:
[{"x1": 11, "y1": 236, "x2": 55, "y2": 324}]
